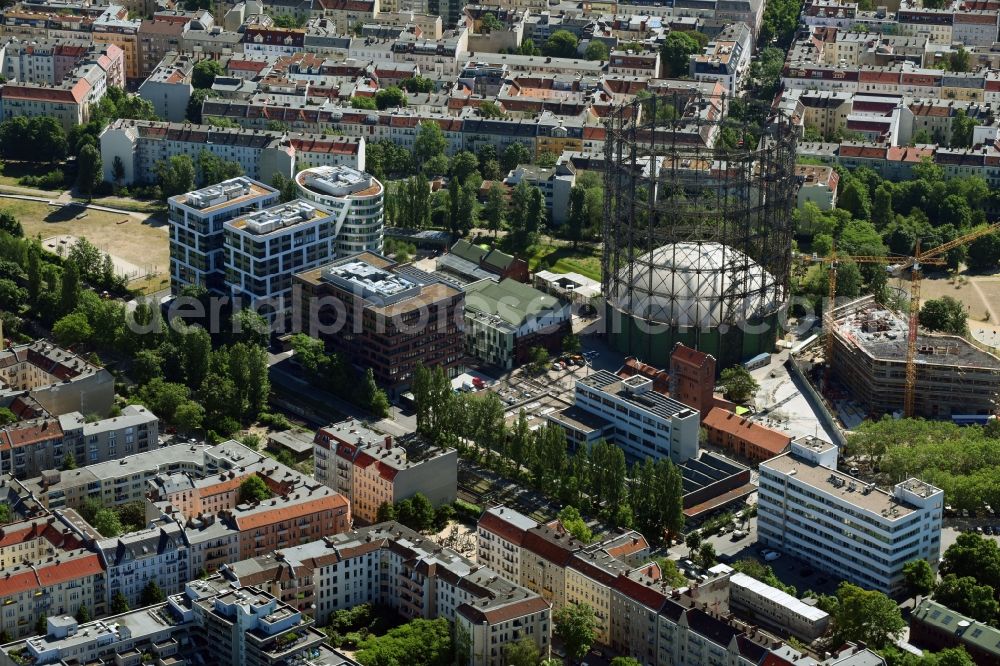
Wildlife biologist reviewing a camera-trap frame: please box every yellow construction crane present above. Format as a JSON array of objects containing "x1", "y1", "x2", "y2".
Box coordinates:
[{"x1": 810, "y1": 222, "x2": 1000, "y2": 417}]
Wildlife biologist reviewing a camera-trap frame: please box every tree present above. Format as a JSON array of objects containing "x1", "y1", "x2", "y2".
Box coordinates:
[
  {"x1": 685, "y1": 531, "x2": 702, "y2": 557},
  {"x1": 611, "y1": 659, "x2": 643, "y2": 666},
  {"x1": 518, "y1": 38, "x2": 541, "y2": 56},
  {"x1": 558, "y1": 505, "x2": 593, "y2": 543},
  {"x1": 479, "y1": 11, "x2": 503, "y2": 32},
  {"x1": 660, "y1": 31, "x2": 700, "y2": 77},
  {"x1": 942, "y1": 533, "x2": 1000, "y2": 591},
  {"x1": 185, "y1": 88, "x2": 209, "y2": 123},
  {"x1": 374, "y1": 86, "x2": 408, "y2": 110},
  {"x1": 191, "y1": 59, "x2": 223, "y2": 89},
  {"x1": 376, "y1": 501, "x2": 397, "y2": 523},
  {"x1": 354, "y1": 617, "x2": 453, "y2": 666},
  {"x1": 934, "y1": 574, "x2": 999, "y2": 625},
  {"x1": 501, "y1": 142, "x2": 532, "y2": 173},
  {"x1": 912, "y1": 128, "x2": 934, "y2": 145},
  {"x1": 111, "y1": 592, "x2": 130, "y2": 614},
  {"x1": 92, "y1": 509, "x2": 123, "y2": 537},
  {"x1": 526, "y1": 346, "x2": 549, "y2": 374},
  {"x1": 839, "y1": 178, "x2": 872, "y2": 220},
  {"x1": 140, "y1": 581, "x2": 165, "y2": 606},
  {"x1": 698, "y1": 541, "x2": 717, "y2": 568},
  {"x1": 76, "y1": 144, "x2": 102, "y2": 198},
  {"x1": 553, "y1": 603, "x2": 597, "y2": 663},
  {"x1": 566, "y1": 185, "x2": 587, "y2": 248},
  {"x1": 478, "y1": 101, "x2": 505, "y2": 119},
  {"x1": 967, "y1": 232, "x2": 1000, "y2": 272},
  {"x1": 350, "y1": 95, "x2": 377, "y2": 109},
  {"x1": 504, "y1": 637, "x2": 541, "y2": 666},
  {"x1": 450, "y1": 151, "x2": 479, "y2": 184},
  {"x1": 75, "y1": 604, "x2": 90, "y2": 623},
  {"x1": 919, "y1": 297, "x2": 969, "y2": 337},
  {"x1": 409, "y1": 492, "x2": 436, "y2": 531},
  {"x1": 584, "y1": 40, "x2": 609, "y2": 61},
  {"x1": 239, "y1": 475, "x2": 271, "y2": 504},
  {"x1": 563, "y1": 334, "x2": 581, "y2": 354},
  {"x1": 414, "y1": 121, "x2": 447, "y2": 168},
  {"x1": 53, "y1": 311, "x2": 93, "y2": 347},
  {"x1": 544, "y1": 30, "x2": 579, "y2": 58},
  {"x1": 902, "y1": 559, "x2": 936, "y2": 601},
  {"x1": 155, "y1": 155, "x2": 196, "y2": 197},
  {"x1": 719, "y1": 366, "x2": 759, "y2": 403},
  {"x1": 197, "y1": 150, "x2": 243, "y2": 187},
  {"x1": 35, "y1": 613, "x2": 48, "y2": 636},
  {"x1": 62, "y1": 451, "x2": 77, "y2": 471},
  {"x1": 482, "y1": 182, "x2": 506, "y2": 237},
  {"x1": 830, "y1": 582, "x2": 905, "y2": 649},
  {"x1": 401, "y1": 75, "x2": 435, "y2": 93},
  {"x1": 951, "y1": 109, "x2": 977, "y2": 149}
]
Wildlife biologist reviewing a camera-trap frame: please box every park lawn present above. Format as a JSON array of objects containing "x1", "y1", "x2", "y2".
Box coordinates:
[
  {"x1": 526, "y1": 243, "x2": 602, "y2": 281},
  {"x1": 0, "y1": 199, "x2": 169, "y2": 283},
  {"x1": 0, "y1": 161, "x2": 67, "y2": 189}
]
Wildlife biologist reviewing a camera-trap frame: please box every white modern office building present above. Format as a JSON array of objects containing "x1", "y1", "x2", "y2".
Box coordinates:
[
  {"x1": 223, "y1": 199, "x2": 339, "y2": 318},
  {"x1": 295, "y1": 165, "x2": 385, "y2": 257},
  {"x1": 573, "y1": 370, "x2": 700, "y2": 463},
  {"x1": 167, "y1": 177, "x2": 279, "y2": 295},
  {"x1": 758, "y1": 436, "x2": 944, "y2": 595}
]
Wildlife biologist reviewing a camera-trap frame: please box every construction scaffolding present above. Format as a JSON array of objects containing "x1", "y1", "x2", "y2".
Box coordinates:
[{"x1": 830, "y1": 296, "x2": 1000, "y2": 419}]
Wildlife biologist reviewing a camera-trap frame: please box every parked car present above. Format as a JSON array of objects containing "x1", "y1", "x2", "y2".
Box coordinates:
[
  {"x1": 731, "y1": 530, "x2": 748, "y2": 541},
  {"x1": 764, "y1": 551, "x2": 782, "y2": 562}
]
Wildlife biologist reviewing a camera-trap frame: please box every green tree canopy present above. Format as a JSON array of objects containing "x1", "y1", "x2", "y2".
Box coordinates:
[
  {"x1": 584, "y1": 40, "x2": 609, "y2": 61},
  {"x1": 828, "y1": 582, "x2": 905, "y2": 649},
  {"x1": 354, "y1": 618, "x2": 453, "y2": 666},
  {"x1": 238, "y1": 475, "x2": 271, "y2": 504},
  {"x1": 660, "y1": 31, "x2": 700, "y2": 77},
  {"x1": 919, "y1": 296, "x2": 969, "y2": 337},
  {"x1": 543, "y1": 30, "x2": 579, "y2": 58},
  {"x1": 191, "y1": 59, "x2": 223, "y2": 89},
  {"x1": 719, "y1": 366, "x2": 759, "y2": 403},
  {"x1": 553, "y1": 603, "x2": 597, "y2": 663}
]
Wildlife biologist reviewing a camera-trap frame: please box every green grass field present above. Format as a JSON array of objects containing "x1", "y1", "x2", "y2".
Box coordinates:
[{"x1": 526, "y1": 243, "x2": 602, "y2": 281}]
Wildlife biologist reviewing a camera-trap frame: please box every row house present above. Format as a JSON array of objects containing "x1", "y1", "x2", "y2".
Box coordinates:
[{"x1": 220, "y1": 522, "x2": 551, "y2": 666}]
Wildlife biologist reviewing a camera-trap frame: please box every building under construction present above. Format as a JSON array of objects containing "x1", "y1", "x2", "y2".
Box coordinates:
[
  {"x1": 602, "y1": 92, "x2": 799, "y2": 370},
  {"x1": 830, "y1": 296, "x2": 1000, "y2": 418}
]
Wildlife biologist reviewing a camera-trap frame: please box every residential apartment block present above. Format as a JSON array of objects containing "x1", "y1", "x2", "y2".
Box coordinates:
[
  {"x1": 223, "y1": 199, "x2": 340, "y2": 318},
  {"x1": 476, "y1": 505, "x2": 852, "y2": 666},
  {"x1": 58, "y1": 404, "x2": 160, "y2": 468},
  {"x1": 95, "y1": 517, "x2": 189, "y2": 612},
  {"x1": 0, "y1": 341, "x2": 114, "y2": 420},
  {"x1": 294, "y1": 165, "x2": 385, "y2": 257},
  {"x1": 146, "y1": 440, "x2": 352, "y2": 563},
  {"x1": 167, "y1": 177, "x2": 280, "y2": 295},
  {"x1": 100, "y1": 120, "x2": 364, "y2": 187},
  {"x1": 221, "y1": 521, "x2": 551, "y2": 666},
  {"x1": 910, "y1": 599, "x2": 1000, "y2": 666},
  {"x1": 0, "y1": 577, "x2": 351, "y2": 666},
  {"x1": 0, "y1": 515, "x2": 103, "y2": 638},
  {"x1": 294, "y1": 253, "x2": 464, "y2": 391},
  {"x1": 312, "y1": 420, "x2": 457, "y2": 523},
  {"x1": 758, "y1": 436, "x2": 944, "y2": 594}
]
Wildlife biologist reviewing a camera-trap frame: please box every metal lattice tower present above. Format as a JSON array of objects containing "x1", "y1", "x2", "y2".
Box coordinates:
[{"x1": 601, "y1": 92, "x2": 799, "y2": 369}]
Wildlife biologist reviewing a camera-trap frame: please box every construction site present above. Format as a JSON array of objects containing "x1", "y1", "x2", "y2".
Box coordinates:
[{"x1": 822, "y1": 296, "x2": 1000, "y2": 420}]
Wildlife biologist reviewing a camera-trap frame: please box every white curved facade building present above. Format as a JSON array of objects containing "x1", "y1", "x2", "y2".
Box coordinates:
[{"x1": 295, "y1": 165, "x2": 384, "y2": 256}]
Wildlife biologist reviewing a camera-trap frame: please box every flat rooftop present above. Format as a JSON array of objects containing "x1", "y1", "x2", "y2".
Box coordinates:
[
  {"x1": 296, "y1": 165, "x2": 382, "y2": 198},
  {"x1": 580, "y1": 369, "x2": 696, "y2": 421},
  {"x1": 173, "y1": 177, "x2": 275, "y2": 213},
  {"x1": 762, "y1": 452, "x2": 917, "y2": 519},
  {"x1": 227, "y1": 200, "x2": 329, "y2": 235},
  {"x1": 835, "y1": 303, "x2": 1000, "y2": 369}
]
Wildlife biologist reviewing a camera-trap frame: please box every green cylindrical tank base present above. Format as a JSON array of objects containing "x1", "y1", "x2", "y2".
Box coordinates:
[{"x1": 604, "y1": 304, "x2": 782, "y2": 372}]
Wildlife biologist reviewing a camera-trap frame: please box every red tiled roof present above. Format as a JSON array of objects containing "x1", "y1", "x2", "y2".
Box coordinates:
[
  {"x1": 235, "y1": 493, "x2": 348, "y2": 531},
  {"x1": 612, "y1": 574, "x2": 668, "y2": 610},
  {"x1": 703, "y1": 407, "x2": 792, "y2": 455},
  {"x1": 36, "y1": 553, "x2": 103, "y2": 588},
  {"x1": 478, "y1": 510, "x2": 530, "y2": 546},
  {"x1": 0, "y1": 420, "x2": 62, "y2": 452}
]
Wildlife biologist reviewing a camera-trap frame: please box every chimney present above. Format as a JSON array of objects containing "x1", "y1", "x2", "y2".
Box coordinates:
[{"x1": 384, "y1": 435, "x2": 392, "y2": 450}]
